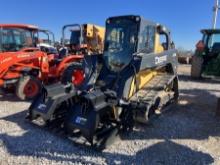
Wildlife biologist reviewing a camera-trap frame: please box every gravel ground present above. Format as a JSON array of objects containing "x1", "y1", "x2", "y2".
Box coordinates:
[{"x1": 0, "y1": 64, "x2": 220, "y2": 165}]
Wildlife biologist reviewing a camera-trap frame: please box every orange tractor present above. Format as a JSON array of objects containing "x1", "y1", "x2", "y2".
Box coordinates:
[{"x1": 0, "y1": 24, "x2": 104, "y2": 100}]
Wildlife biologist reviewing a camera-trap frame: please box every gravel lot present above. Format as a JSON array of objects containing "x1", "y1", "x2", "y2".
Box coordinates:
[{"x1": 0, "y1": 64, "x2": 220, "y2": 165}]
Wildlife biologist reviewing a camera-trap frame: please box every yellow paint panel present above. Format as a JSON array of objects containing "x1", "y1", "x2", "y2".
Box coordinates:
[
  {"x1": 86, "y1": 24, "x2": 93, "y2": 38},
  {"x1": 82, "y1": 24, "x2": 105, "y2": 54},
  {"x1": 84, "y1": 24, "x2": 105, "y2": 40},
  {"x1": 154, "y1": 33, "x2": 164, "y2": 54},
  {"x1": 128, "y1": 70, "x2": 157, "y2": 98}
]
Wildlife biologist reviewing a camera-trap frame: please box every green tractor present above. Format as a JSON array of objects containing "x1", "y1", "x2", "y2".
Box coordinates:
[{"x1": 191, "y1": 29, "x2": 220, "y2": 78}]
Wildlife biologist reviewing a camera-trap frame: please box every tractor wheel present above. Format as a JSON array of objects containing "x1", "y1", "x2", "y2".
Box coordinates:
[
  {"x1": 191, "y1": 55, "x2": 203, "y2": 78},
  {"x1": 16, "y1": 76, "x2": 42, "y2": 100},
  {"x1": 61, "y1": 63, "x2": 85, "y2": 87}
]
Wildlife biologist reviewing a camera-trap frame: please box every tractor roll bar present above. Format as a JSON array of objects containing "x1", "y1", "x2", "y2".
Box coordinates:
[
  {"x1": 39, "y1": 29, "x2": 55, "y2": 46},
  {"x1": 62, "y1": 24, "x2": 83, "y2": 47}
]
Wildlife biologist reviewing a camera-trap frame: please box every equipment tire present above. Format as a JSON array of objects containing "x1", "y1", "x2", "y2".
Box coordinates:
[
  {"x1": 191, "y1": 55, "x2": 203, "y2": 78},
  {"x1": 61, "y1": 62, "x2": 84, "y2": 87},
  {"x1": 16, "y1": 76, "x2": 42, "y2": 100}
]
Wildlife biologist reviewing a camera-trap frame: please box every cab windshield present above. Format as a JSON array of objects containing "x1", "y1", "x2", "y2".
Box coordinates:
[
  {"x1": 0, "y1": 28, "x2": 34, "y2": 52},
  {"x1": 207, "y1": 33, "x2": 220, "y2": 49},
  {"x1": 104, "y1": 19, "x2": 138, "y2": 72}
]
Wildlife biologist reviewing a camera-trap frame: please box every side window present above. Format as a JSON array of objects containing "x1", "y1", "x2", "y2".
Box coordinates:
[
  {"x1": 208, "y1": 33, "x2": 220, "y2": 49},
  {"x1": 2, "y1": 29, "x2": 13, "y2": 44},
  {"x1": 33, "y1": 31, "x2": 39, "y2": 45},
  {"x1": 24, "y1": 31, "x2": 33, "y2": 46},
  {"x1": 160, "y1": 34, "x2": 168, "y2": 50},
  {"x1": 147, "y1": 26, "x2": 155, "y2": 52},
  {"x1": 14, "y1": 30, "x2": 23, "y2": 45},
  {"x1": 38, "y1": 31, "x2": 49, "y2": 44},
  {"x1": 138, "y1": 25, "x2": 155, "y2": 53},
  {"x1": 202, "y1": 34, "x2": 208, "y2": 45}
]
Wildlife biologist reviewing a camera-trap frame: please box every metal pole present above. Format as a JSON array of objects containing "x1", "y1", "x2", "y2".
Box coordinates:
[{"x1": 213, "y1": 0, "x2": 219, "y2": 29}]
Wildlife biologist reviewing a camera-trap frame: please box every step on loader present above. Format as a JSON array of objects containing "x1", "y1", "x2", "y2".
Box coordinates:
[{"x1": 27, "y1": 15, "x2": 179, "y2": 150}]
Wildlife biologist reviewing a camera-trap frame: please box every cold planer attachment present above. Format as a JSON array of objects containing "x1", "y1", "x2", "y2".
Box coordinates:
[
  {"x1": 27, "y1": 54, "x2": 102, "y2": 121},
  {"x1": 28, "y1": 15, "x2": 179, "y2": 150},
  {"x1": 27, "y1": 83, "x2": 76, "y2": 123}
]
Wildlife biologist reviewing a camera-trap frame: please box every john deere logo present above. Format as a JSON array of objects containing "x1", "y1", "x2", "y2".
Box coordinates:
[
  {"x1": 155, "y1": 55, "x2": 167, "y2": 65},
  {"x1": 37, "y1": 104, "x2": 47, "y2": 111},
  {"x1": 75, "y1": 116, "x2": 87, "y2": 125}
]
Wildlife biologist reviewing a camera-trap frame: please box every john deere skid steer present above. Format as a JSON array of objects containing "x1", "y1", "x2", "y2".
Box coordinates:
[
  {"x1": 27, "y1": 15, "x2": 179, "y2": 150},
  {"x1": 191, "y1": 29, "x2": 220, "y2": 78}
]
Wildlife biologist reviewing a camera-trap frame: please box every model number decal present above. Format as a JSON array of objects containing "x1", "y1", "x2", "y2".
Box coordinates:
[
  {"x1": 75, "y1": 116, "x2": 87, "y2": 125},
  {"x1": 155, "y1": 55, "x2": 167, "y2": 64},
  {"x1": 37, "y1": 104, "x2": 47, "y2": 111},
  {"x1": 0, "y1": 57, "x2": 12, "y2": 64},
  {"x1": 17, "y1": 53, "x2": 35, "y2": 58}
]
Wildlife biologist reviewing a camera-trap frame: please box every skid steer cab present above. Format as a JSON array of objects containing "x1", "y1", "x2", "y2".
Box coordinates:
[
  {"x1": 191, "y1": 29, "x2": 220, "y2": 78},
  {"x1": 28, "y1": 15, "x2": 179, "y2": 150}
]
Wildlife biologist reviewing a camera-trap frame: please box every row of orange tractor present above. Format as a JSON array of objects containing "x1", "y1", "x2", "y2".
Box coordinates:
[{"x1": 0, "y1": 23, "x2": 105, "y2": 100}]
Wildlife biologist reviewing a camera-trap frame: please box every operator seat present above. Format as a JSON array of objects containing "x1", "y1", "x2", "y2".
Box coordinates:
[{"x1": 59, "y1": 47, "x2": 68, "y2": 59}]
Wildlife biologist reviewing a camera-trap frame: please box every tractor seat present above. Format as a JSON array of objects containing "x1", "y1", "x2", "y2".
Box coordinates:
[{"x1": 59, "y1": 47, "x2": 68, "y2": 59}]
